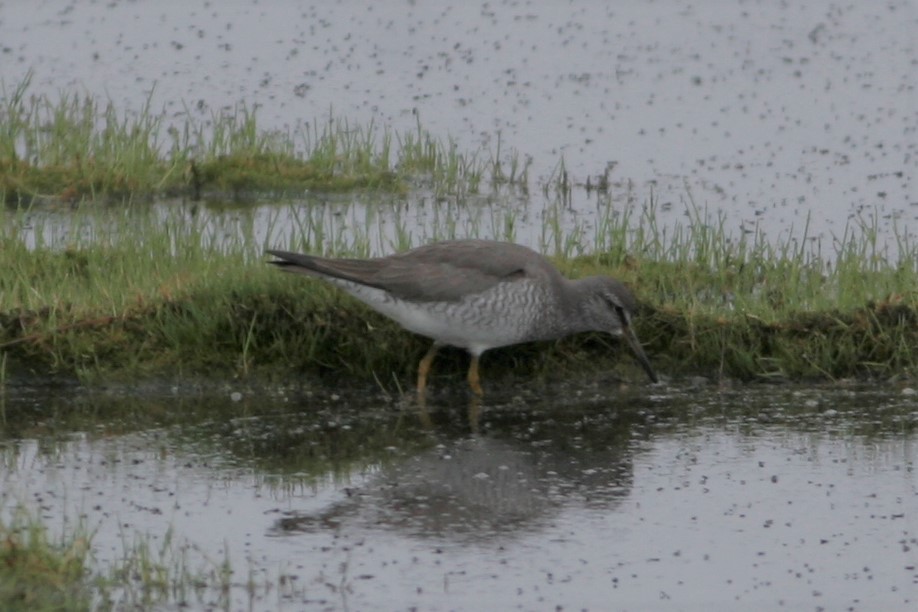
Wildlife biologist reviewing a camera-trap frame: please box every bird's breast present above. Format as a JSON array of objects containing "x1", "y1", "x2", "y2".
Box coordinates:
[{"x1": 331, "y1": 277, "x2": 555, "y2": 354}]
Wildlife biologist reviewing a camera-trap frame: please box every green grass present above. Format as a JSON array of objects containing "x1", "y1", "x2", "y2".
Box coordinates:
[
  {"x1": 0, "y1": 509, "x2": 92, "y2": 611},
  {"x1": 0, "y1": 507, "x2": 241, "y2": 611},
  {"x1": 1, "y1": 79, "x2": 916, "y2": 385},
  {"x1": 1, "y1": 190, "x2": 916, "y2": 385},
  {"x1": 0, "y1": 74, "x2": 519, "y2": 204}
]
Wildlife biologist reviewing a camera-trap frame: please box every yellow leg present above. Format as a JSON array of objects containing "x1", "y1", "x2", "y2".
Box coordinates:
[
  {"x1": 467, "y1": 394, "x2": 481, "y2": 433},
  {"x1": 467, "y1": 354, "x2": 484, "y2": 397},
  {"x1": 416, "y1": 343, "x2": 440, "y2": 397}
]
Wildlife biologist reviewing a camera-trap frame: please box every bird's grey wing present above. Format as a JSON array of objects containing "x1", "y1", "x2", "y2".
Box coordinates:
[
  {"x1": 363, "y1": 260, "x2": 527, "y2": 302},
  {"x1": 373, "y1": 240, "x2": 540, "y2": 302},
  {"x1": 267, "y1": 242, "x2": 538, "y2": 303}
]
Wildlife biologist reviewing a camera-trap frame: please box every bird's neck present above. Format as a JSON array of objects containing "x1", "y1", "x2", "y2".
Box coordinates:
[{"x1": 554, "y1": 278, "x2": 595, "y2": 335}]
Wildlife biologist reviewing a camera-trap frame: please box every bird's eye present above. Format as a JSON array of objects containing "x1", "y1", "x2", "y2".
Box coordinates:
[
  {"x1": 610, "y1": 303, "x2": 630, "y2": 326},
  {"x1": 603, "y1": 297, "x2": 630, "y2": 326}
]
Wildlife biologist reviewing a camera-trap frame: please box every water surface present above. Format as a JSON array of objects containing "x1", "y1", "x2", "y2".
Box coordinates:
[{"x1": 2, "y1": 381, "x2": 915, "y2": 610}]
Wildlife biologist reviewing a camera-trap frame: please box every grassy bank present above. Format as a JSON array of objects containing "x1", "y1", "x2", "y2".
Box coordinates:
[
  {"x1": 1, "y1": 74, "x2": 521, "y2": 204},
  {"x1": 2, "y1": 80, "x2": 915, "y2": 385},
  {"x1": 1, "y1": 197, "x2": 916, "y2": 386}
]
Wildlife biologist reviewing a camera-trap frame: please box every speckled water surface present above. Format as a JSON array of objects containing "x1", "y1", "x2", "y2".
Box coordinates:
[
  {"x1": 1, "y1": 382, "x2": 916, "y2": 610},
  {"x1": 2, "y1": 0, "x2": 916, "y2": 253}
]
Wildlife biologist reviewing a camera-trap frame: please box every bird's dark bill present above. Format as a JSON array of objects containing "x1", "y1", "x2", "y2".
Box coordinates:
[{"x1": 621, "y1": 325, "x2": 659, "y2": 383}]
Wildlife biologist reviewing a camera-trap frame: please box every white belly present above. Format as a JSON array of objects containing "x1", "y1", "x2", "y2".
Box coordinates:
[{"x1": 328, "y1": 279, "x2": 542, "y2": 356}]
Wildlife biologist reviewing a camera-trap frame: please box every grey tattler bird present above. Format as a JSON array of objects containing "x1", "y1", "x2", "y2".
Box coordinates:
[{"x1": 267, "y1": 239, "x2": 658, "y2": 395}]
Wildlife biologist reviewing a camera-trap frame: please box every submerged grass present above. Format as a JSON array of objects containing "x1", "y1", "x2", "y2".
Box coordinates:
[
  {"x1": 0, "y1": 506, "x2": 256, "y2": 611},
  {"x1": 0, "y1": 509, "x2": 92, "y2": 611},
  {"x1": 1, "y1": 191, "x2": 916, "y2": 385},
  {"x1": 0, "y1": 74, "x2": 514, "y2": 204}
]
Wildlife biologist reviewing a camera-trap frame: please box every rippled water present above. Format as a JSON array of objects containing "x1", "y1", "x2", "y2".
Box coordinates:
[{"x1": 1, "y1": 381, "x2": 915, "y2": 610}]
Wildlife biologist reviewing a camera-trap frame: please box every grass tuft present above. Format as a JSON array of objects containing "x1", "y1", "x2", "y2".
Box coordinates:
[
  {"x1": 0, "y1": 76, "x2": 526, "y2": 204},
  {"x1": 0, "y1": 510, "x2": 92, "y2": 611}
]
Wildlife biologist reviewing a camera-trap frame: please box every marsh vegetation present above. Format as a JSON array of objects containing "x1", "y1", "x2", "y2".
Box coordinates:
[{"x1": 2, "y1": 82, "x2": 917, "y2": 386}]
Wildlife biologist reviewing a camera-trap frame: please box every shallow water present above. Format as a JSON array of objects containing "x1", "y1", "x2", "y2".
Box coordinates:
[
  {"x1": 3, "y1": 0, "x2": 916, "y2": 254},
  {"x1": 1, "y1": 381, "x2": 916, "y2": 610}
]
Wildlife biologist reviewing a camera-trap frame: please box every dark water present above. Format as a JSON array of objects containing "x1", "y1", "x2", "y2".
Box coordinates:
[{"x1": 1, "y1": 379, "x2": 916, "y2": 610}]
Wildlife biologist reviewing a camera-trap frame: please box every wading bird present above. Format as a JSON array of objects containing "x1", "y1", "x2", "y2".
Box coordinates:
[{"x1": 268, "y1": 240, "x2": 658, "y2": 396}]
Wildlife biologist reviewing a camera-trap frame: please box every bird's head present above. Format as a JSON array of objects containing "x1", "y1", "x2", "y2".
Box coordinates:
[{"x1": 578, "y1": 276, "x2": 659, "y2": 383}]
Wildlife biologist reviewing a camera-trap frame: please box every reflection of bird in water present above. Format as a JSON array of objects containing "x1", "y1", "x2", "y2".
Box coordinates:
[{"x1": 272, "y1": 434, "x2": 634, "y2": 542}]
